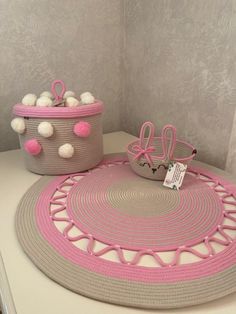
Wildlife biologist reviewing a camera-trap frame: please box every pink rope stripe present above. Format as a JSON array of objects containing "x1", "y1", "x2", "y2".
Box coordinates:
[
  {"x1": 56, "y1": 215, "x2": 236, "y2": 268},
  {"x1": 35, "y1": 160, "x2": 236, "y2": 283},
  {"x1": 13, "y1": 102, "x2": 104, "y2": 118},
  {"x1": 53, "y1": 163, "x2": 234, "y2": 254},
  {"x1": 189, "y1": 165, "x2": 236, "y2": 197},
  {"x1": 65, "y1": 164, "x2": 223, "y2": 251}
]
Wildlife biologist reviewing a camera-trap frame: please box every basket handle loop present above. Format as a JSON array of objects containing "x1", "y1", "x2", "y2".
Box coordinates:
[
  {"x1": 161, "y1": 124, "x2": 177, "y2": 161},
  {"x1": 139, "y1": 121, "x2": 155, "y2": 149},
  {"x1": 51, "y1": 80, "x2": 66, "y2": 101}
]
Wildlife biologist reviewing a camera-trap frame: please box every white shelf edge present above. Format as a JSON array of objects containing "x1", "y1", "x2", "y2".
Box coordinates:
[{"x1": 0, "y1": 252, "x2": 17, "y2": 314}]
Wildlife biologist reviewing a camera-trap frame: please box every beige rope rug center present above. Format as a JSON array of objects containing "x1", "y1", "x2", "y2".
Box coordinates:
[{"x1": 15, "y1": 154, "x2": 236, "y2": 309}]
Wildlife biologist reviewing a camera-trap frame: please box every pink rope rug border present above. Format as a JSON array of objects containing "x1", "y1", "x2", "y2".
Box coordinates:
[{"x1": 15, "y1": 153, "x2": 236, "y2": 309}]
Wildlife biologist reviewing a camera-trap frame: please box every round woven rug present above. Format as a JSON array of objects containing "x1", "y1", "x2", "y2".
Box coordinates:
[{"x1": 15, "y1": 154, "x2": 236, "y2": 309}]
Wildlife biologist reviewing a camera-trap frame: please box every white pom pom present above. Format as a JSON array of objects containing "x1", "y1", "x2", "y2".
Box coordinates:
[
  {"x1": 11, "y1": 117, "x2": 26, "y2": 134},
  {"x1": 80, "y1": 92, "x2": 95, "y2": 104},
  {"x1": 36, "y1": 96, "x2": 53, "y2": 107},
  {"x1": 58, "y1": 143, "x2": 74, "y2": 158},
  {"x1": 40, "y1": 91, "x2": 54, "y2": 99},
  {"x1": 22, "y1": 94, "x2": 37, "y2": 106},
  {"x1": 63, "y1": 91, "x2": 75, "y2": 99},
  {"x1": 65, "y1": 96, "x2": 80, "y2": 107},
  {"x1": 37, "y1": 121, "x2": 54, "y2": 138}
]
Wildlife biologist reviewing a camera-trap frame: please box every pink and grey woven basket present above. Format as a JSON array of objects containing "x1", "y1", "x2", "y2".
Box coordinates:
[
  {"x1": 127, "y1": 121, "x2": 197, "y2": 180},
  {"x1": 12, "y1": 80, "x2": 104, "y2": 175}
]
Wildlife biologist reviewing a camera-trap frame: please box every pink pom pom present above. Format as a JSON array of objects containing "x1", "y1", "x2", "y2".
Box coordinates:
[
  {"x1": 24, "y1": 139, "x2": 42, "y2": 155},
  {"x1": 73, "y1": 121, "x2": 91, "y2": 138}
]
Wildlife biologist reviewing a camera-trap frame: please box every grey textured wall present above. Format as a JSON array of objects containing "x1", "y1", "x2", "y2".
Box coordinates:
[
  {"x1": 1, "y1": 0, "x2": 236, "y2": 172},
  {"x1": 122, "y1": 0, "x2": 236, "y2": 169},
  {"x1": 0, "y1": 0, "x2": 123, "y2": 151}
]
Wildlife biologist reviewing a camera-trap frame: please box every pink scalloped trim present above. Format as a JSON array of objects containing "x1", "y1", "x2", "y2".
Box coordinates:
[
  {"x1": 13, "y1": 101, "x2": 103, "y2": 118},
  {"x1": 65, "y1": 164, "x2": 224, "y2": 251},
  {"x1": 35, "y1": 160, "x2": 236, "y2": 283}
]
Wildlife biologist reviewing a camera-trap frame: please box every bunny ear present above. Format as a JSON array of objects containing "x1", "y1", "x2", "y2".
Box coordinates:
[
  {"x1": 139, "y1": 121, "x2": 155, "y2": 149},
  {"x1": 161, "y1": 124, "x2": 177, "y2": 161}
]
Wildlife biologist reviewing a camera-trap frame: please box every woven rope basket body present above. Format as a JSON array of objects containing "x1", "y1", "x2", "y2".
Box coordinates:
[
  {"x1": 13, "y1": 103, "x2": 104, "y2": 175},
  {"x1": 127, "y1": 122, "x2": 196, "y2": 181}
]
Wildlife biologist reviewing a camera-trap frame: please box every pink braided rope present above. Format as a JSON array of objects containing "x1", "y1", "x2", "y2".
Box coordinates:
[
  {"x1": 133, "y1": 121, "x2": 155, "y2": 165},
  {"x1": 47, "y1": 161, "x2": 236, "y2": 268},
  {"x1": 51, "y1": 80, "x2": 66, "y2": 101},
  {"x1": 133, "y1": 122, "x2": 178, "y2": 164},
  {"x1": 159, "y1": 124, "x2": 177, "y2": 161}
]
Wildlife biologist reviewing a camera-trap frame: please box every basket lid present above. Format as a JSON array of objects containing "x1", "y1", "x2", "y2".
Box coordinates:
[
  {"x1": 13, "y1": 79, "x2": 104, "y2": 118},
  {"x1": 13, "y1": 101, "x2": 103, "y2": 118}
]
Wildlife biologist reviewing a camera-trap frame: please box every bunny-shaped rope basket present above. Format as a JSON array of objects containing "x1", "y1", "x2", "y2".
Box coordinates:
[{"x1": 127, "y1": 121, "x2": 196, "y2": 181}]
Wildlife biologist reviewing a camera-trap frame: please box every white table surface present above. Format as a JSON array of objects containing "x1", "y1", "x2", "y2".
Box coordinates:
[{"x1": 0, "y1": 131, "x2": 236, "y2": 314}]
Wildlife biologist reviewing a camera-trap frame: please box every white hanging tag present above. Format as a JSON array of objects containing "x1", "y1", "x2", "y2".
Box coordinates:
[{"x1": 163, "y1": 162, "x2": 187, "y2": 190}]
